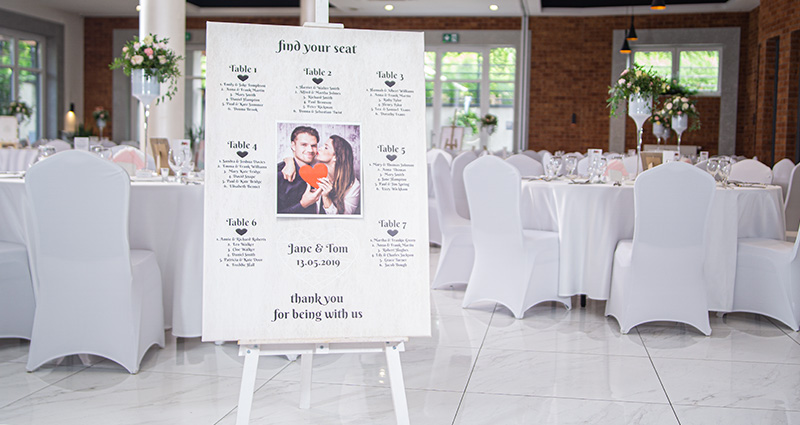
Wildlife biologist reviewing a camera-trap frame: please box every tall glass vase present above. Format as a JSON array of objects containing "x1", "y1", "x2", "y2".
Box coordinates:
[
  {"x1": 671, "y1": 114, "x2": 688, "y2": 159},
  {"x1": 628, "y1": 94, "x2": 652, "y2": 176},
  {"x1": 96, "y1": 119, "x2": 106, "y2": 140},
  {"x1": 131, "y1": 68, "x2": 160, "y2": 173}
]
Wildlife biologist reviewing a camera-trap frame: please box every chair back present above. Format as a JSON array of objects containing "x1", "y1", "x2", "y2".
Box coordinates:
[
  {"x1": 112, "y1": 146, "x2": 146, "y2": 175},
  {"x1": 506, "y1": 153, "x2": 543, "y2": 176},
  {"x1": 451, "y1": 150, "x2": 478, "y2": 219},
  {"x1": 522, "y1": 150, "x2": 542, "y2": 163},
  {"x1": 773, "y1": 158, "x2": 794, "y2": 198},
  {"x1": 622, "y1": 155, "x2": 639, "y2": 176},
  {"x1": 427, "y1": 148, "x2": 452, "y2": 166},
  {"x1": 25, "y1": 151, "x2": 134, "y2": 300},
  {"x1": 631, "y1": 161, "x2": 716, "y2": 268},
  {"x1": 463, "y1": 156, "x2": 524, "y2": 252},
  {"x1": 100, "y1": 140, "x2": 117, "y2": 148},
  {"x1": 729, "y1": 159, "x2": 772, "y2": 184},
  {"x1": 576, "y1": 156, "x2": 590, "y2": 176},
  {"x1": 431, "y1": 154, "x2": 462, "y2": 232},
  {"x1": 785, "y1": 164, "x2": 800, "y2": 235},
  {"x1": 45, "y1": 140, "x2": 71, "y2": 153}
]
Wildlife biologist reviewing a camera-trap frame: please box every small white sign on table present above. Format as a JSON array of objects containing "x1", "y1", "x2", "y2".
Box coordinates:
[{"x1": 203, "y1": 21, "x2": 430, "y2": 424}]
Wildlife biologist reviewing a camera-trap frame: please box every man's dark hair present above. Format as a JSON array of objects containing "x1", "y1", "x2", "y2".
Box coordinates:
[{"x1": 290, "y1": 126, "x2": 320, "y2": 143}]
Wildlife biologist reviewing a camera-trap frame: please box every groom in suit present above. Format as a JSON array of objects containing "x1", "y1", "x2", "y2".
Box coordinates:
[{"x1": 277, "y1": 126, "x2": 322, "y2": 214}]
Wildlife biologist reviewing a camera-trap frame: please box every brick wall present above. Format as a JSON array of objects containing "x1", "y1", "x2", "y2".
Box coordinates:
[
  {"x1": 85, "y1": 13, "x2": 756, "y2": 154},
  {"x1": 755, "y1": 0, "x2": 800, "y2": 163}
]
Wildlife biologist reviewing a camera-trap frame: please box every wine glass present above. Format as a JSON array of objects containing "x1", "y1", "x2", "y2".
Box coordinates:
[
  {"x1": 717, "y1": 156, "x2": 731, "y2": 188},
  {"x1": 565, "y1": 155, "x2": 578, "y2": 177},
  {"x1": 590, "y1": 156, "x2": 607, "y2": 183},
  {"x1": 545, "y1": 156, "x2": 557, "y2": 180},
  {"x1": 168, "y1": 148, "x2": 189, "y2": 181},
  {"x1": 707, "y1": 157, "x2": 719, "y2": 182},
  {"x1": 551, "y1": 155, "x2": 564, "y2": 178}
]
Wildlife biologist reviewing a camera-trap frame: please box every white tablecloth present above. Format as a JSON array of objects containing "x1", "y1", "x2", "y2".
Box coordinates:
[
  {"x1": 521, "y1": 179, "x2": 785, "y2": 311},
  {"x1": 0, "y1": 179, "x2": 204, "y2": 337},
  {"x1": 0, "y1": 148, "x2": 38, "y2": 172}
]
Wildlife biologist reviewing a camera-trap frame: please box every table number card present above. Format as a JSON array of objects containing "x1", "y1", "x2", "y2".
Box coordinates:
[{"x1": 203, "y1": 22, "x2": 430, "y2": 343}]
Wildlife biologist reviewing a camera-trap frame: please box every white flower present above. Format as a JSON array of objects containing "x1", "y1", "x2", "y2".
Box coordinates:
[
  {"x1": 666, "y1": 103, "x2": 672, "y2": 110},
  {"x1": 681, "y1": 97, "x2": 688, "y2": 102},
  {"x1": 682, "y1": 103, "x2": 689, "y2": 110},
  {"x1": 143, "y1": 35, "x2": 154, "y2": 45},
  {"x1": 131, "y1": 55, "x2": 144, "y2": 65},
  {"x1": 133, "y1": 42, "x2": 140, "y2": 50},
  {"x1": 159, "y1": 56, "x2": 167, "y2": 64}
]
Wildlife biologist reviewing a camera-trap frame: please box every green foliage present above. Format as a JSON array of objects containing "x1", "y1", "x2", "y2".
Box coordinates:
[
  {"x1": 109, "y1": 34, "x2": 183, "y2": 104},
  {"x1": 451, "y1": 110, "x2": 481, "y2": 135},
  {"x1": 186, "y1": 125, "x2": 204, "y2": 150}
]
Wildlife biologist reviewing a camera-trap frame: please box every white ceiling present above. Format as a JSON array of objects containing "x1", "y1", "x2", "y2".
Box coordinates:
[{"x1": 31, "y1": 0, "x2": 759, "y2": 18}]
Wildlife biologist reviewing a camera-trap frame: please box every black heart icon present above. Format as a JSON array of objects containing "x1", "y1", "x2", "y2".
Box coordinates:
[
  {"x1": 387, "y1": 229, "x2": 399, "y2": 237},
  {"x1": 385, "y1": 80, "x2": 396, "y2": 87},
  {"x1": 386, "y1": 154, "x2": 397, "y2": 162},
  {"x1": 237, "y1": 74, "x2": 249, "y2": 82},
  {"x1": 236, "y1": 228, "x2": 248, "y2": 236},
  {"x1": 237, "y1": 151, "x2": 248, "y2": 158},
  {"x1": 312, "y1": 77, "x2": 323, "y2": 85}
]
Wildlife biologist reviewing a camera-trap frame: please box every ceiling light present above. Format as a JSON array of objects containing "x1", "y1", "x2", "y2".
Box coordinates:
[
  {"x1": 136, "y1": 4, "x2": 141, "y2": 11},
  {"x1": 384, "y1": 4, "x2": 394, "y2": 11},
  {"x1": 627, "y1": 14, "x2": 638, "y2": 41},
  {"x1": 620, "y1": 32, "x2": 632, "y2": 54},
  {"x1": 651, "y1": 0, "x2": 666, "y2": 10},
  {"x1": 489, "y1": 4, "x2": 499, "y2": 11}
]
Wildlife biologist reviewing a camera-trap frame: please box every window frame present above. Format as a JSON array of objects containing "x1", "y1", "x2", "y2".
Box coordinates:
[
  {"x1": 0, "y1": 27, "x2": 46, "y2": 141},
  {"x1": 633, "y1": 44, "x2": 723, "y2": 97}
]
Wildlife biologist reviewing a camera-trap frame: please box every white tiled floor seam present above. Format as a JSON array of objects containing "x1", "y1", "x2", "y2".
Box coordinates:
[
  {"x1": 450, "y1": 303, "x2": 497, "y2": 425},
  {"x1": 636, "y1": 327, "x2": 683, "y2": 425}
]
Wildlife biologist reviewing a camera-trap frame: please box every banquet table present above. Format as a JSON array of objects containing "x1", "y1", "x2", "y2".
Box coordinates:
[
  {"x1": 0, "y1": 148, "x2": 38, "y2": 172},
  {"x1": 520, "y1": 179, "x2": 786, "y2": 311},
  {"x1": 0, "y1": 177, "x2": 204, "y2": 337}
]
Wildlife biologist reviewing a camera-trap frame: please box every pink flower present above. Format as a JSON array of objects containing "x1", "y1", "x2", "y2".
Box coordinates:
[
  {"x1": 144, "y1": 47, "x2": 154, "y2": 56},
  {"x1": 621, "y1": 69, "x2": 629, "y2": 76},
  {"x1": 122, "y1": 46, "x2": 128, "y2": 53}
]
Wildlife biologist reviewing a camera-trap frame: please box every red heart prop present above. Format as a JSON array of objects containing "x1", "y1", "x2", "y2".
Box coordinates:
[{"x1": 298, "y1": 163, "x2": 327, "y2": 189}]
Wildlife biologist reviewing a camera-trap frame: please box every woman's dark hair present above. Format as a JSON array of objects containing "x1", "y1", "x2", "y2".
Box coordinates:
[{"x1": 328, "y1": 135, "x2": 355, "y2": 214}]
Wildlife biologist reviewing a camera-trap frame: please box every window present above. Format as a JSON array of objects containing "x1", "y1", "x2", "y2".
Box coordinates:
[
  {"x1": 0, "y1": 29, "x2": 45, "y2": 141},
  {"x1": 185, "y1": 46, "x2": 206, "y2": 138},
  {"x1": 425, "y1": 46, "x2": 516, "y2": 151},
  {"x1": 634, "y1": 47, "x2": 721, "y2": 95}
]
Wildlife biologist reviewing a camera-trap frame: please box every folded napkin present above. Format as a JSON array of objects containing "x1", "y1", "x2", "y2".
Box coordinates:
[{"x1": 604, "y1": 159, "x2": 629, "y2": 178}]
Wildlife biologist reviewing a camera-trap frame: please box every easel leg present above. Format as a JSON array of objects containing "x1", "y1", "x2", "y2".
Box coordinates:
[
  {"x1": 299, "y1": 353, "x2": 313, "y2": 409},
  {"x1": 236, "y1": 345, "x2": 261, "y2": 425},
  {"x1": 384, "y1": 345, "x2": 410, "y2": 425}
]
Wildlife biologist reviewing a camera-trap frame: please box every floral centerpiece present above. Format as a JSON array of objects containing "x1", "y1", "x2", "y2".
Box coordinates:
[
  {"x1": 3, "y1": 101, "x2": 32, "y2": 121},
  {"x1": 92, "y1": 107, "x2": 110, "y2": 122},
  {"x1": 109, "y1": 34, "x2": 183, "y2": 103},
  {"x1": 662, "y1": 95, "x2": 700, "y2": 131},
  {"x1": 607, "y1": 64, "x2": 669, "y2": 117},
  {"x1": 649, "y1": 110, "x2": 670, "y2": 129},
  {"x1": 451, "y1": 110, "x2": 481, "y2": 135},
  {"x1": 480, "y1": 113, "x2": 498, "y2": 135}
]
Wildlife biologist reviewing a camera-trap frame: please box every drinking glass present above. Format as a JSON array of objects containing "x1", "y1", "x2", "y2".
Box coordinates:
[
  {"x1": 565, "y1": 156, "x2": 578, "y2": 177},
  {"x1": 707, "y1": 157, "x2": 719, "y2": 181},
  {"x1": 590, "y1": 157, "x2": 607, "y2": 183},
  {"x1": 36, "y1": 145, "x2": 56, "y2": 162},
  {"x1": 545, "y1": 157, "x2": 556, "y2": 180},
  {"x1": 168, "y1": 148, "x2": 188, "y2": 180},
  {"x1": 718, "y1": 157, "x2": 731, "y2": 187},
  {"x1": 551, "y1": 155, "x2": 564, "y2": 178}
]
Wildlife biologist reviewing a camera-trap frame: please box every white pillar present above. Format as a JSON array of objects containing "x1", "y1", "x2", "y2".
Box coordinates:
[
  {"x1": 139, "y1": 0, "x2": 185, "y2": 147},
  {"x1": 300, "y1": 0, "x2": 329, "y2": 25}
]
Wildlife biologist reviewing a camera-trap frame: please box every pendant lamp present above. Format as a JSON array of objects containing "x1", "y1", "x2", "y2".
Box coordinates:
[{"x1": 651, "y1": 0, "x2": 666, "y2": 10}]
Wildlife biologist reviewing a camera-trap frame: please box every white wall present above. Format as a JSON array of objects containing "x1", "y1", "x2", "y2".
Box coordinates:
[{"x1": 1, "y1": 1, "x2": 84, "y2": 125}]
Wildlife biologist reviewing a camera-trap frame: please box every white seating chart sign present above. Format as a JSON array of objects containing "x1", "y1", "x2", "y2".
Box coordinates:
[{"x1": 202, "y1": 22, "x2": 430, "y2": 343}]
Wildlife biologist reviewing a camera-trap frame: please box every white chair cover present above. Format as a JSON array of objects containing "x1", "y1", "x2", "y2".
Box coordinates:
[
  {"x1": 451, "y1": 150, "x2": 478, "y2": 219},
  {"x1": 605, "y1": 161, "x2": 716, "y2": 335},
  {"x1": 540, "y1": 151, "x2": 552, "y2": 171},
  {"x1": 729, "y1": 159, "x2": 772, "y2": 184},
  {"x1": 0, "y1": 241, "x2": 34, "y2": 339},
  {"x1": 773, "y1": 158, "x2": 794, "y2": 198},
  {"x1": 730, "y1": 226, "x2": 800, "y2": 330},
  {"x1": 537, "y1": 149, "x2": 551, "y2": 156},
  {"x1": 522, "y1": 150, "x2": 542, "y2": 163},
  {"x1": 506, "y1": 154, "x2": 543, "y2": 177},
  {"x1": 45, "y1": 140, "x2": 71, "y2": 153},
  {"x1": 100, "y1": 140, "x2": 117, "y2": 148},
  {"x1": 462, "y1": 156, "x2": 571, "y2": 318},
  {"x1": 785, "y1": 164, "x2": 800, "y2": 241},
  {"x1": 427, "y1": 162, "x2": 442, "y2": 246},
  {"x1": 427, "y1": 148, "x2": 452, "y2": 166},
  {"x1": 431, "y1": 154, "x2": 474, "y2": 289},
  {"x1": 622, "y1": 155, "x2": 639, "y2": 176},
  {"x1": 24, "y1": 150, "x2": 164, "y2": 373}
]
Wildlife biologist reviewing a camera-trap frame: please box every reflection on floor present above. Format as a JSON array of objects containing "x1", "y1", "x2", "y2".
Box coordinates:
[{"x1": 2, "y1": 246, "x2": 800, "y2": 424}]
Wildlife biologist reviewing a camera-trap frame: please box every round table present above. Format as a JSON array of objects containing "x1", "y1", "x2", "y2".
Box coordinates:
[
  {"x1": 520, "y1": 179, "x2": 785, "y2": 311},
  {"x1": 0, "y1": 177, "x2": 204, "y2": 337},
  {"x1": 0, "y1": 148, "x2": 38, "y2": 172}
]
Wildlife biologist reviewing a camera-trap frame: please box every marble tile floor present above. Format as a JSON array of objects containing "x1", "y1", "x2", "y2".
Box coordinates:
[{"x1": 2, "y1": 246, "x2": 800, "y2": 424}]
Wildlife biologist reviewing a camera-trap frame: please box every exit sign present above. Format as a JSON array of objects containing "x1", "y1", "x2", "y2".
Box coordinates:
[{"x1": 442, "y1": 33, "x2": 459, "y2": 43}]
